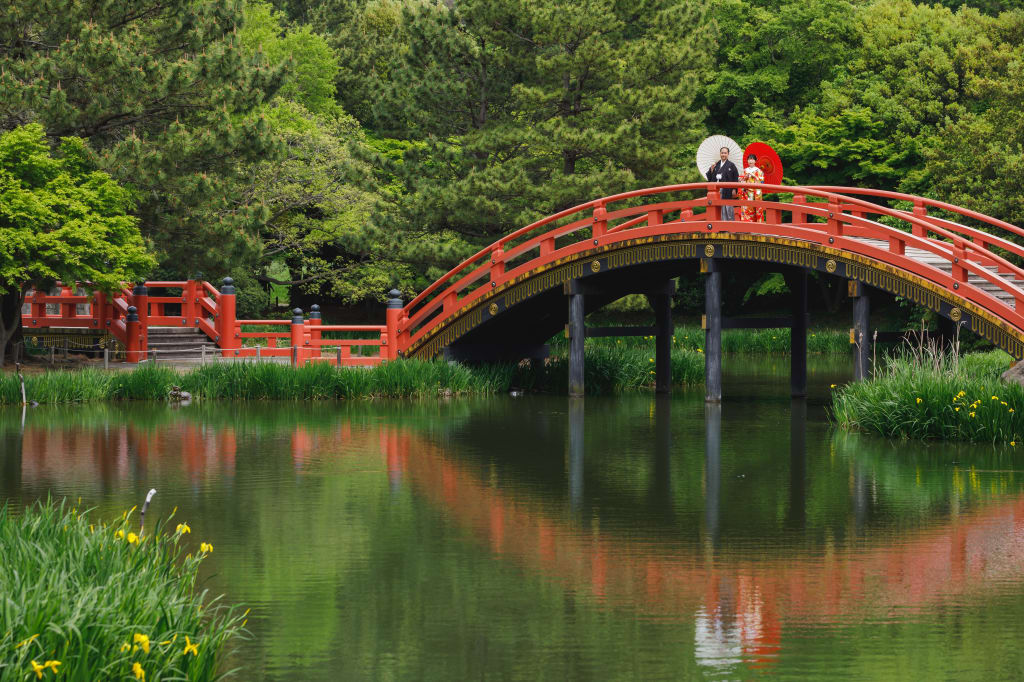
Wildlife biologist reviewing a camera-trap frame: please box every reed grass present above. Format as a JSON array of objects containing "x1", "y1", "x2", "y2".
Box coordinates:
[
  {"x1": 550, "y1": 325, "x2": 850, "y2": 354},
  {"x1": 832, "y1": 347, "x2": 1021, "y2": 443},
  {"x1": 0, "y1": 499, "x2": 247, "y2": 681},
  {"x1": 0, "y1": 346, "x2": 707, "y2": 403}
]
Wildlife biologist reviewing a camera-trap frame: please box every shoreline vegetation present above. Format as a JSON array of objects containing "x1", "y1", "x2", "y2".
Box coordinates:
[
  {"x1": 1, "y1": 328, "x2": 851, "y2": 404},
  {"x1": 0, "y1": 499, "x2": 246, "y2": 681},
  {"x1": 832, "y1": 349, "x2": 1020, "y2": 444}
]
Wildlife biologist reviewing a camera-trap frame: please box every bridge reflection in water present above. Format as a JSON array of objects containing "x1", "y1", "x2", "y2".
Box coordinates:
[{"x1": 4, "y1": 396, "x2": 1024, "y2": 678}]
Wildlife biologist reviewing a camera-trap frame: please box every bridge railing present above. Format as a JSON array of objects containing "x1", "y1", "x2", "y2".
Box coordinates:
[
  {"x1": 397, "y1": 183, "x2": 1024, "y2": 352},
  {"x1": 229, "y1": 308, "x2": 388, "y2": 367},
  {"x1": 20, "y1": 279, "x2": 392, "y2": 366}
]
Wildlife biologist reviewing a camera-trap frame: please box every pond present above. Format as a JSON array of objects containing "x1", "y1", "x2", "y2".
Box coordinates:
[{"x1": 3, "y1": 356, "x2": 1024, "y2": 680}]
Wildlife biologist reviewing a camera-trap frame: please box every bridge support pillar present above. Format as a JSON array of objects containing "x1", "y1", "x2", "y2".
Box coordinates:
[
  {"x1": 851, "y1": 280, "x2": 871, "y2": 381},
  {"x1": 789, "y1": 268, "x2": 808, "y2": 397},
  {"x1": 654, "y1": 287, "x2": 673, "y2": 394},
  {"x1": 568, "y1": 291, "x2": 585, "y2": 397},
  {"x1": 703, "y1": 258, "x2": 722, "y2": 402}
]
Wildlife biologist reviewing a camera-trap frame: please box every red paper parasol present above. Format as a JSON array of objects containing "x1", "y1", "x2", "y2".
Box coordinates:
[{"x1": 742, "y1": 142, "x2": 783, "y2": 186}]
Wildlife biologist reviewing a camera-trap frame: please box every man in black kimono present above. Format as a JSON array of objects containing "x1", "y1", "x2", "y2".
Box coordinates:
[{"x1": 706, "y1": 147, "x2": 739, "y2": 221}]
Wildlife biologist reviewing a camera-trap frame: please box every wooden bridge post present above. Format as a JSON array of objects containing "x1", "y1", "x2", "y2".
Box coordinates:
[
  {"x1": 703, "y1": 258, "x2": 722, "y2": 402},
  {"x1": 218, "y1": 277, "x2": 238, "y2": 357},
  {"x1": 850, "y1": 280, "x2": 870, "y2": 380},
  {"x1": 654, "y1": 285, "x2": 673, "y2": 394},
  {"x1": 132, "y1": 282, "x2": 149, "y2": 362},
  {"x1": 568, "y1": 285, "x2": 585, "y2": 397},
  {"x1": 290, "y1": 308, "x2": 305, "y2": 367},
  {"x1": 125, "y1": 306, "x2": 141, "y2": 363},
  {"x1": 385, "y1": 289, "x2": 404, "y2": 361},
  {"x1": 789, "y1": 268, "x2": 808, "y2": 397}
]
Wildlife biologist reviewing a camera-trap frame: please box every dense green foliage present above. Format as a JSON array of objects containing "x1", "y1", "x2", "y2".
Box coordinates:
[
  {"x1": 832, "y1": 350, "x2": 1022, "y2": 442},
  {"x1": 0, "y1": 499, "x2": 246, "y2": 681},
  {"x1": 0, "y1": 125, "x2": 154, "y2": 365},
  {"x1": 2, "y1": 0, "x2": 1022, "y2": 330}
]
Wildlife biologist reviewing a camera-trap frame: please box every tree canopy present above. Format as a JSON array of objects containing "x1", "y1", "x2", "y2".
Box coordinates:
[{"x1": 0, "y1": 124, "x2": 154, "y2": 363}]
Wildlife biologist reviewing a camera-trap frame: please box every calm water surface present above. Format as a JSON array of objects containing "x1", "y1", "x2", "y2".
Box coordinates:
[{"x1": 3, "y1": 357, "x2": 1024, "y2": 680}]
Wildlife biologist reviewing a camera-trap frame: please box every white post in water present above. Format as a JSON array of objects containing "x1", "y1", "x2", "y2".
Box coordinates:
[{"x1": 139, "y1": 488, "x2": 157, "y2": 537}]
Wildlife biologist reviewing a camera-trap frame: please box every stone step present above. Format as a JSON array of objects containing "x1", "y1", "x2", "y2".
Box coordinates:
[{"x1": 146, "y1": 327, "x2": 207, "y2": 336}]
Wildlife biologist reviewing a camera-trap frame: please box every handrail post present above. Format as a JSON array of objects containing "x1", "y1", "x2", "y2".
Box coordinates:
[
  {"x1": 30, "y1": 289, "x2": 45, "y2": 324},
  {"x1": 125, "y1": 306, "x2": 141, "y2": 363},
  {"x1": 952, "y1": 243, "x2": 968, "y2": 284},
  {"x1": 60, "y1": 284, "x2": 75, "y2": 321},
  {"x1": 308, "y1": 304, "x2": 322, "y2": 360},
  {"x1": 792, "y1": 193, "x2": 806, "y2": 225},
  {"x1": 912, "y1": 201, "x2": 928, "y2": 238},
  {"x1": 827, "y1": 200, "x2": 843, "y2": 237},
  {"x1": 290, "y1": 308, "x2": 305, "y2": 367},
  {"x1": 592, "y1": 204, "x2": 607, "y2": 241},
  {"x1": 218, "y1": 277, "x2": 238, "y2": 357},
  {"x1": 93, "y1": 290, "x2": 107, "y2": 330},
  {"x1": 706, "y1": 188, "x2": 721, "y2": 223},
  {"x1": 132, "y1": 281, "x2": 149, "y2": 358},
  {"x1": 385, "y1": 289, "x2": 404, "y2": 361},
  {"x1": 183, "y1": 280, "x2": 197, "y2": 326},
  {"x1": 490, "y1": 247, "x2": 505, "y2": 285}
]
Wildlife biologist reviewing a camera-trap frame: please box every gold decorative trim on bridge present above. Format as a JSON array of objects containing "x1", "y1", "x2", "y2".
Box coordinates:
[{"x1": 407, "y1": 233, "x2": 1024, "y2": 359}]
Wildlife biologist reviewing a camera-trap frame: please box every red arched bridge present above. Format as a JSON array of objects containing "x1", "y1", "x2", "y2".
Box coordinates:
[{"x1": 24, "y1": 183, "x2": 1024, "y2": 395}]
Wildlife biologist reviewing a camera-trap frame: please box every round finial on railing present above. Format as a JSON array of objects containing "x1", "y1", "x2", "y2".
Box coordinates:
[
  {"x1": 126, "y1": 306, "x2": 139, "y2": 322},
  {"x1": 386, "y1": 289, "x2": 403, "y2": 309},
  {"x1": 133, "y1": 281, "x2": 148, "y2": 295},
  {"x1": 221, "y1": 277, "x2": 236, "y2": 294},
  {"x1": 309, "y1": 304, "x2": 321, "y2": 319},
  {"x1": 292, "y1": 308, "x2": 304, "y2": 324}
]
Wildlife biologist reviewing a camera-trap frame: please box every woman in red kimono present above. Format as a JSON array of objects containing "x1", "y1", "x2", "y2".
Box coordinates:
[{"x1": 739, "y1": 154, "x2": 765, "y2": 223}]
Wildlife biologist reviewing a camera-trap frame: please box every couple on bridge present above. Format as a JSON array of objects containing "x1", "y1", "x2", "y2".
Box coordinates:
[{"x1": 706, "y1": 147, "x2": 765, "y2": 223}]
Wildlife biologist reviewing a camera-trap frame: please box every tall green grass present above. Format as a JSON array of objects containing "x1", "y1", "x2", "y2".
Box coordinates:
[
  {"x1": 550, "y1": 325, "x2": 850, "y2": 354},
  {"x1": 0, "y1": 499, "x2": 247, "y2": 681},
  {"x1": 832, "y1": 349, "x2": 1022, "y2": 443},
  {"x1": 0, "y1": 348, "x2": 707, "y2": 404}
]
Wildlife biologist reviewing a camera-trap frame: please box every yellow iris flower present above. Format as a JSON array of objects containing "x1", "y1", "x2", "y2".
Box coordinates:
[
  {"x1": 114, "y1": 530, "x2": 124, "y2": 540},
  {"x1": 176, "y1": 522, "x2": 191, "y2": 535},
  {"x1": 127, "y1": 532, "x2": 139, "y2": 545},
  {"x1": 30, "y1": 661, "x2": 45, "y2": 679},
  {"x1": 183, "y1": 636, "x2": 199, "y2": 656},
  {"x1": 200, "y1": 542, "x2": 213, "y2": 554},
  {"x1": 44, "y1": 661, "x2": 60, "y2": 674},
  {"x1": 133, "y1": 633, "x2": 150, "y2": 654},
  {"x1": 132, "y1": 662, "x2": 145, "y2": 680}
]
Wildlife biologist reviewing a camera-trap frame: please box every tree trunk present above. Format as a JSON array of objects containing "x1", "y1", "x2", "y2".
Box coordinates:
[{"x1": 0, "y1": 290, "x2": 26, "y2": 369}]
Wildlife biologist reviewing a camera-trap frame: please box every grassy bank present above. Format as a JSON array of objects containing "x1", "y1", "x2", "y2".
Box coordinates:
[
  {"x1": 0, "y1": 347, "x2": 706, "y2": 404},
  {"x1": 832, "y1": 350, "x2": 1022, "y2": 443},
  {"x1": 0, "y1": 499, "x2": 246, "y2": 681}
]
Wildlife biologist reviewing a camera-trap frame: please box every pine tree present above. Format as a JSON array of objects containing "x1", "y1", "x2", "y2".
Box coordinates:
[
  {"x1": 0, "y1": 0, "x2": 284, "y2": 277},
  {"x1": 383, "y1": 0, "x2": 712, "y2": 247}
]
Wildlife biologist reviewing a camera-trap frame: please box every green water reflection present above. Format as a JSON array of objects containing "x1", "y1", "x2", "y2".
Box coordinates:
[{"x1": 3, "y1": 357, "x2": 1024, "y2": 680}]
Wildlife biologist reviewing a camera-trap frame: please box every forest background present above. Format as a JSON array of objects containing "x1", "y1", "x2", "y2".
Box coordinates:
[{"x1": 2, "y1": 0, "x2": 1023, "y2": 334}]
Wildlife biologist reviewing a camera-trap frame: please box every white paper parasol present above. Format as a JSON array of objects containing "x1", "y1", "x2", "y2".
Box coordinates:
[{"x1": 696, "y1": 135, "x2": 742, "y2": 178}]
